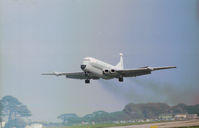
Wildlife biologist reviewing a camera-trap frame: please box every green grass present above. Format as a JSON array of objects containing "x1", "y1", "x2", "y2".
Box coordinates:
[
  {"x1": 44, "y1": 122, "x2": 148, "y2": 128},
  {"x1": 45, "y1": 125, "x2": 199, "y2": 128},
  {"x1": 44, "y1": 121, "x2": 199, "y2": 128},
  {"x1": 44, "y1": 121, "x2": 171, "y2": 128},
  {"x1": 175, "y1": 126, "x2": 199, "y2": 128}
]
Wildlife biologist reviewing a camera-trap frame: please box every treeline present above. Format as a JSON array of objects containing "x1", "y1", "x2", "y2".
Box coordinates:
[
  {"x1": 57, "y1": 111, "x2": 128, "y2": 125},
  {"x1": 1, "y1": 95, "x2": 198, "y2": 127},
  {"x1": 0, "y1": 101, "x2": 2, "y2": 123},
  {"x1": 57, "y1": 103, "x2": 199, "y2": 125},
  {"x1": 0, "y1": 96, "x2": 32, "y2": 128}
]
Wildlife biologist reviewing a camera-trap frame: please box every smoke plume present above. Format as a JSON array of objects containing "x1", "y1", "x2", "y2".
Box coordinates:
[{"x1": 99, "y1": 78, "x2": 199, "y2": 106}]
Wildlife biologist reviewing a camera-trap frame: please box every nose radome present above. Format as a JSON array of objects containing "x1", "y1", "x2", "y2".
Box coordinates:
[{"x1": 81, "y1": 65, "x2": 86, "y2": 70}]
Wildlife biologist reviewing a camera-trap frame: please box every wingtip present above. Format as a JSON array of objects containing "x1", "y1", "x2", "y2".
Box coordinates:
[
  {"x1": 41, "y1": 73, "x2": 49, "y2": 75},
  {"x1": 41, "y1": 73, "x2": 55, "y2": 75}
]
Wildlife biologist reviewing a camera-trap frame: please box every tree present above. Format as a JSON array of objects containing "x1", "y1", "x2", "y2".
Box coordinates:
[
  {"x1": 1, "y1": 96, "x2": 31, "y2": 121},
  {"x1": 0, "y1": 101, "x2": 2, "y2": 126},
  {"x1": 57, "y1": 113, "x2": 81, "y2": 125},
  {"x1": 4, "y1": 118, "x2": 26, "y2": 128}
]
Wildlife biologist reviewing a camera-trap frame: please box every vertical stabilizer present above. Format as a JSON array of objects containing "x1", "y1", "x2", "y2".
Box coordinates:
[{"x1": 115, "y1": 53, "x2": 124, "y2": 69}]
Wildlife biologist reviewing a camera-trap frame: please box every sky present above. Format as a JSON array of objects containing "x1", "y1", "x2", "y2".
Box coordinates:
[{"x1": 0, "y1": 0, "x2": 199, "y2": 122}]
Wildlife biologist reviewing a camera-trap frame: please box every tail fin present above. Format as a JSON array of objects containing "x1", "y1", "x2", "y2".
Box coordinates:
[{"x1": 115, "y1": 53, "x2": 124, "y2": 69}]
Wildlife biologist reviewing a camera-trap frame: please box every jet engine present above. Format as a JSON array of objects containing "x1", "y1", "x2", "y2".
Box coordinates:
[
  {"x1": 110, "y1": 69, "x2": 116, "y2": 73},
  {"x1": 103, "y1": 69, "x2": 116, "y2": 75},
  {"x1": 103, "y1": 69, "x2": 110, "y2": 75}
]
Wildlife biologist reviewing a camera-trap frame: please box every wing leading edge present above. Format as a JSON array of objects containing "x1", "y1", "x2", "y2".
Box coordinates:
[
  {"x1": 116, "y1": 66, "x2": 176, "y2": 77},
  {"x1": 42, "y1": 72, "x2": 99, "y2": 80}
]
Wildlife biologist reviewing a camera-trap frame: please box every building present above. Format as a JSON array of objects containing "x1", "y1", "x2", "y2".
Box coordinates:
[
  {"x1": 175, "y1": 114, "x2": 187, "y2": 120},
  {"x1": 175, "y1": 113, "x2": 198, "y2": 120},
  {"x1": 158, "y1": 114, "x2": 173, "y2": 120},
  {"x1": 186, "y1": 114, "x2": 198, "y2": 119},
  {"x1": 0, "y1": 121, "x2": 6, "y2": 128},
  {"x1": 25, "y1": 123, "x2": 43, "y2": 128},
  {"x1": 81, "y1": 122, "x2": 89, "y2": 125}
]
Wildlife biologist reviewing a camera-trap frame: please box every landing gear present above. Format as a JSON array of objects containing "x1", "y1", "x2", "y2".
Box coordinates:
[
  {"x1": 118, "y1": 76, "x2": 123, "y2": 82},
  {"x1": 84, "y1": 72, "x2": 90, "y2": 84},
  {"x1": 85, "y1": 79, "x2": 90, "y2": 84}
]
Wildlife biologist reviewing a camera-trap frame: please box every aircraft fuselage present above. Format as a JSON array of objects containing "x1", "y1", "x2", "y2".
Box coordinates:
[{"x1": 81, "y1": 57, "x2": 118, "y2": 79}]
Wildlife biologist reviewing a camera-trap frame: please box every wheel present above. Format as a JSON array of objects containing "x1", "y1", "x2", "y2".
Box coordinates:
[
  {"x1": 118, "y1": 77, "x2": 123, "y2": 82},
  {"x1": 85, "y1": 79, "x2": 90, "y2": 84}
]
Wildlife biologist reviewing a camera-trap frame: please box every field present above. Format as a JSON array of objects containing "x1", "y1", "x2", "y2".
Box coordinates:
[
  {"x1": 44, "y1": 122, "x2": 149, "y2": 128},
  {"x1": 45, "y1": 125, "x2": 199, "y2": 128},
  {"x1": 44, "y1": 119, "x2": 199, "y2": 128}
]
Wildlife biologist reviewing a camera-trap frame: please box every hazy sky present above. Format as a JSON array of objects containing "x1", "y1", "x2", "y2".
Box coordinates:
[{"x1": 0, "y1": 0, "x2": 199, "y2": 122}]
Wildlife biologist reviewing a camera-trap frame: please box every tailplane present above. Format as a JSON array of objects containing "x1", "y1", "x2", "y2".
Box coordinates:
[{"x1": 115, "y1": 53, "x2": 124, "y2": 69}]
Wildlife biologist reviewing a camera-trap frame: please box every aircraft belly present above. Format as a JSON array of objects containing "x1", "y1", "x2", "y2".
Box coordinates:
[
  {"x1": 86, "y1": 65, "x2": 103, "y2": 78},
  {"x1": 86, "y1": 64, "x2": 115, "y2": 79},
  {"x1": 101, "y1": 75, "x2": 114, "y2": 80}
]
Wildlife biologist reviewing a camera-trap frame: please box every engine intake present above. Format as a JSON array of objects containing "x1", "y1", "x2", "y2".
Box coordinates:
[
  {"x1": 110, "y1": 69, "x2": 116, "y2": 73},
  {"x1": 103, "y1": 69, "x2": 116, "y2": 75},
  {"x1": 103, "y1": 69, "x2": 109, "y2": 74}
]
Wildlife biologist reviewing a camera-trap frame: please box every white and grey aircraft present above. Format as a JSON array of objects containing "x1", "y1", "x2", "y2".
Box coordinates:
[{"x1": 42, "y1": 53, "x2": 176, "y2": 84}]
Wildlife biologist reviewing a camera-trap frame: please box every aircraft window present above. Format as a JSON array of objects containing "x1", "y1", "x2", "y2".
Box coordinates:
[{"x1": 84, "y1": 58, "x2": 90, "y2": 61}]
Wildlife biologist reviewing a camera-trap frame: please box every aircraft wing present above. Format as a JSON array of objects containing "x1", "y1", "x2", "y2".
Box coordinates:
[
  {"x1": 116, "y1": 66, "x2": 176, "y2": 77},
  {"x1": 42, "y1": 72, "x2": 99, "y2": 80}
]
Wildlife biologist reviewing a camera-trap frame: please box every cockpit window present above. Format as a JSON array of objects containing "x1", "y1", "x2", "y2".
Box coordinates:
[{"x1": 84, "y1": 58, "x2": 91, "y2": 61}]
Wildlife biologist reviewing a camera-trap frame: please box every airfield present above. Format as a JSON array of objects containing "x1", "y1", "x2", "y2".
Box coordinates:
[
  {"x1": 45, "y1": 119, "x2": 199, "y2": 128},
  {"x1": 111, "y1": 119, "x2": 199, "y2": 128}
]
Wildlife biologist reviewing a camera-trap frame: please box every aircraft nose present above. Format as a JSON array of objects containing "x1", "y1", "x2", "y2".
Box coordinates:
[{"x1": 81, "y1": 65, "x2": 86, "y2": 70}]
